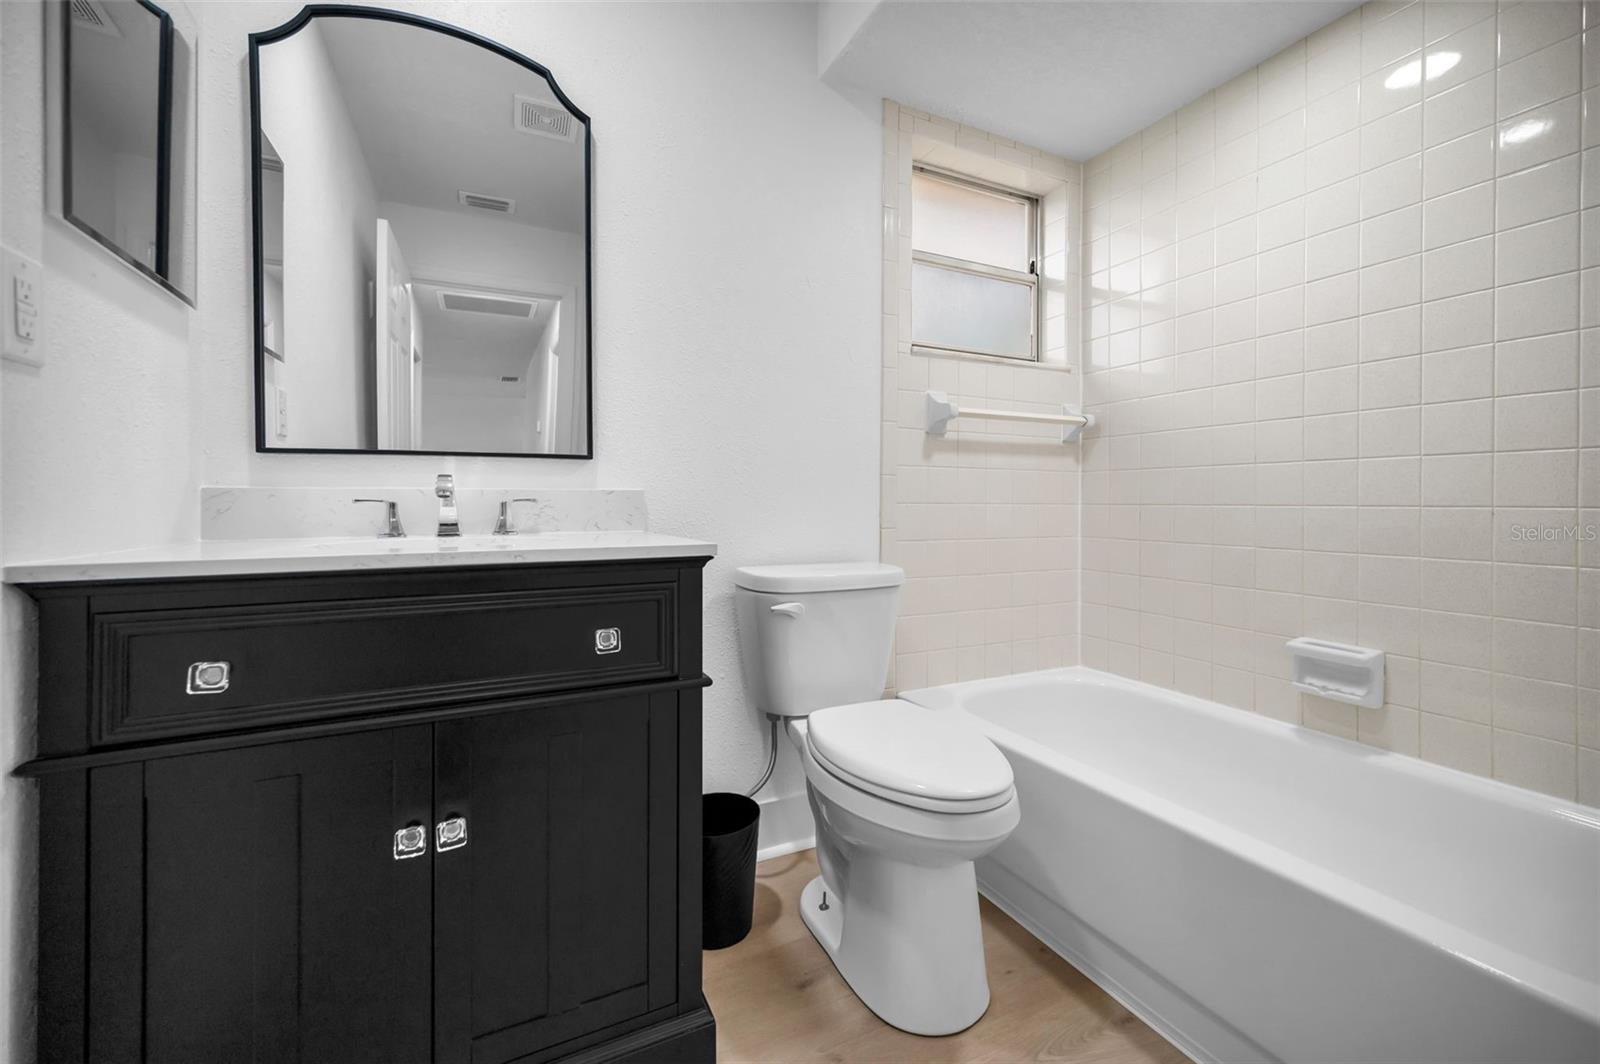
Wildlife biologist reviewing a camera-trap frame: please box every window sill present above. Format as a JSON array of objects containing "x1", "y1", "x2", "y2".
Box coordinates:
[{"x1": 909, "y1": 345, "x2": 1074, "y2": 373}]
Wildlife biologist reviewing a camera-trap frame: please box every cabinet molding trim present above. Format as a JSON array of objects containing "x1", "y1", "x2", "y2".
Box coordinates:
[{"x1": 16, "y1": 674, "x2": 713, "y2": 777}]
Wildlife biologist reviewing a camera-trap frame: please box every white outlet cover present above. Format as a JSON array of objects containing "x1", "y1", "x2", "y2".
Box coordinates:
[{"x1": 2, "y1": 247, "x2": 43, "y2": 367}]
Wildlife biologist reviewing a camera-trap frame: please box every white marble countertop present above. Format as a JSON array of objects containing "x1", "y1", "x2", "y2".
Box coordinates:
[{"x1": 4, "y1": 532, "x2": 718, "y2": 585}]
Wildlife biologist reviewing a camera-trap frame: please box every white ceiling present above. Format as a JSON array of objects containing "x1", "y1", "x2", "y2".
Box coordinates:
[
  {"x1": 412, "y1": 281, "x2": 555, "y2": 383},
  {"x1": 314, "y1": 18, "x2": 585, "y2": 234},
  {"x1": 821, "y1": 1, "x2": 1362, "y2": 161}
]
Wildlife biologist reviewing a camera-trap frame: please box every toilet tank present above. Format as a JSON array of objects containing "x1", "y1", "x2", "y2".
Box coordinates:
[{"x1": 734, "y1": 563, "x2": 904, "y2": 718}]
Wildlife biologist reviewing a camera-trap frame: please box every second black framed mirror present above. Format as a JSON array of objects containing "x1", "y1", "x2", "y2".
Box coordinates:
[{"x1": 61, "y1": 0, "x2": 198, "y2": 303}]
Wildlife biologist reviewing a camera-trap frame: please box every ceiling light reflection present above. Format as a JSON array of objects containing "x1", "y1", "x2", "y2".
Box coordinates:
[
  {"x1": 1500, "y1": 117, "x2": 1551, "y2": 146},
  {"x1": 1383, "y1": 50, "x2": 1462, "y2": 90},
  {"x1": 1425, "y1": 51, "x2": 1461, "y2": 79}
]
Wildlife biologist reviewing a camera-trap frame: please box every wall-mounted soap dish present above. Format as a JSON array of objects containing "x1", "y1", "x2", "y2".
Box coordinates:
[{"x1": 1286, "y1": 637, "x2": 1385, "y2": 709}]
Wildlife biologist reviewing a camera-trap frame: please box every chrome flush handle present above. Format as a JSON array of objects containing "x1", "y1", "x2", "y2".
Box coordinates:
[{"x1": 436, "y1": 816, "x2": 468, "y2": 852}]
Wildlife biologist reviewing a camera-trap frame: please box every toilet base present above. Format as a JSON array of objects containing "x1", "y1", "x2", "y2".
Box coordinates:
[
  {"x1": 799, "y1": 874, "x2": 844, "y2": 953},
  {"x1": 798, "y1": 867, "x2": 991, "y2": 1037}
]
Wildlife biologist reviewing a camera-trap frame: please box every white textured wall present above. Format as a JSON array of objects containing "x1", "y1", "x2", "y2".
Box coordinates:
[
  {"x1": 1081, "y1": 1, "x2": 1598, "y2": 804},
  {"x1": 2, "y1": 0, "x2": 882, "y2": 1048}
]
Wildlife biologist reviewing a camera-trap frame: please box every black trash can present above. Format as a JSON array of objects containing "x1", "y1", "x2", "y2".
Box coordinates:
[{"x1": 702, "y1": 793, "x2": 760, "y2": 950}]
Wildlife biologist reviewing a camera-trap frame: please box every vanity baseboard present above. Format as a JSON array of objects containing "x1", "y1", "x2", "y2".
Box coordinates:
[
  {"x1": 16, "y1": 554, "x2": 717, "y2": 1064},
  {"x1": 564, "y1": 1006, "x2": 718, "y2": 1064}
]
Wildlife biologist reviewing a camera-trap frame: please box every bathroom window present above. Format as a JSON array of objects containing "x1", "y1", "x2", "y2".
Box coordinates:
[{"x1": 910, "y1": 167, "x2": 1039, "y2": 362}]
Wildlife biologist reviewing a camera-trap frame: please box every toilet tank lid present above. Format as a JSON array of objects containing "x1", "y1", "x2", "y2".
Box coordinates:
[{"x1": 733, "y1": 562, "x2": 904, "y2": 594}]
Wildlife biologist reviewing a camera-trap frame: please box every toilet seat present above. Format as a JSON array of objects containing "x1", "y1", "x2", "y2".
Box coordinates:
[{"x1": 806, "y1": 700, "x2": 1014, "y2": 813}]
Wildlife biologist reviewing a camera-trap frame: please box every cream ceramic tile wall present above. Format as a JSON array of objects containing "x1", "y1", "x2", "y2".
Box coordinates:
[
  {"x1": 1081, "y1": 0, "x2": 1599, "y2": 804},
  {"x1": 882, "y1": 101, "x2": 1085, "y2": 692}
]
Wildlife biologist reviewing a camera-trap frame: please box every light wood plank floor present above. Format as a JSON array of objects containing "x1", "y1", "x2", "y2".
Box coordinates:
[{"x1": 704, "y1": 850, "x2": 1189, "y2": 1064}]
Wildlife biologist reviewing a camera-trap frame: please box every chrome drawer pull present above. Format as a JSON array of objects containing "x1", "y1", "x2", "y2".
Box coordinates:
[
  {"x1": 185, "y1": 661, "x2": 231, "y2": 695},
  {"x1": 393, "y1": 824, "x2": 427, "y2": 860},
  {"x1": 594, "y1": 627, "x2": 621, "y2": 655},
  {"x1": 436, "y1": 816, "x2": 468, "y2": 852}
]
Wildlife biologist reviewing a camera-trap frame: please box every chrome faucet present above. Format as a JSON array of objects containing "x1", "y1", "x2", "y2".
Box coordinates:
[
  {"x1": 493, "y1": 497, "x2": 539, "y2": 535},
  {"x1": 434, "y1": 474, "x2": 460, "y2": 537},
  {"x1": 352, "y1": 498, "x2": 406, "y2": 538}
]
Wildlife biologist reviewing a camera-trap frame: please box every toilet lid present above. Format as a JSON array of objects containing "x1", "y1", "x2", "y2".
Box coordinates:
[
  {"x1": 806, "y1": 700, "x2": 1014, "y2": 808},
  {"x1": 733, "y1": 562, "x2": 904, "y2": 594}
]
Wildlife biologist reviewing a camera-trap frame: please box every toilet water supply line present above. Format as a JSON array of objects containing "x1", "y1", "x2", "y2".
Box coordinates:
[{"x1": 745, "y1": 714, "x2": 780, "y2": 797}]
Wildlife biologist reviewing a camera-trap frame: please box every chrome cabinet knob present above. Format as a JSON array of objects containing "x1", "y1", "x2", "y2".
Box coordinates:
[
  {"x1": 393, "y1": 824, "x2": 427, "y2": 860},
  {"x1": 436, "y1": 816, "x2": 468, "y2": 852},
  {"x1": 186, "y1": 661, "x2": 231, "y2": 695},
  {"x1": 595, "y1": 628, "x2": 621, "y2": 655}
]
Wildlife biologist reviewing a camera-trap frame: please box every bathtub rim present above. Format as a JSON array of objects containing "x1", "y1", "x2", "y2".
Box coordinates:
[{"x1": 899, "y1": 665, "x2": 1600, "y2": 1030}]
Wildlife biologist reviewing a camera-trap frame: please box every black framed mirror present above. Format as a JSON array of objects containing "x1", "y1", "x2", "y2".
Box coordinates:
[
  {"x1": 249, "y1": 6, "x2": 593, "y2": 459},
  {"x1": 61, "y1": 0, "x2": 197, "y2": 303}
]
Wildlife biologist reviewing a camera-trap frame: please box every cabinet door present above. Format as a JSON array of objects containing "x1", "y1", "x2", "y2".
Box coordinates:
[
  {"x1": 140, "y1": 727, "x2": 434, "y2": 1064},
  {"x1": 433, "y1": 693, "x2": 681, "y2": 1064}
]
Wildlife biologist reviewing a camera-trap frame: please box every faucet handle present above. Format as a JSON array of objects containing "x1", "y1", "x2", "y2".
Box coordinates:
[
  {"x1": 434, "y1": 474, "x2": 455, "y2": 500},
  {"x1": 353, "y1": 499, "x2": 406, "y2": 538},
  {"x1": 493, "y1": 498, "x2": 540, "y2": 536}
]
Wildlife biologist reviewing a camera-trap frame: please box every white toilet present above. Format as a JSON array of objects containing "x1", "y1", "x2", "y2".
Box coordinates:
[{"x1": 734, "y1": 562, "x2": 1019, "y2": 1036}]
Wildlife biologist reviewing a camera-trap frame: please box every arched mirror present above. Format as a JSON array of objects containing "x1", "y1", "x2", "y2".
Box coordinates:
[{"x1": 250, "y1": 6, "x2": 592, "y2": 458}]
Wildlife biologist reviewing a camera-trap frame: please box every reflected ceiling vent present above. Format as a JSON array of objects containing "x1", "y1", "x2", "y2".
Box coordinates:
[
  {"x1": 436, "y1": 291, "x2": 538, "y2": 317},
  {"x1": 70, "y1": 0, "x2": 122, "y2": 36},
  {"x1": 513, "y1": 95, "x2": 577, "y2": 142},
  {"x1": 458, "y1": 190, "x2": 515, "y2": 214}
]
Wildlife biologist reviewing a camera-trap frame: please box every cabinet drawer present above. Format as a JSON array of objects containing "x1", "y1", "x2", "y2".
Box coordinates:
[{"x1": 92, "y1": 585, "x2": 674, "y2": 745}]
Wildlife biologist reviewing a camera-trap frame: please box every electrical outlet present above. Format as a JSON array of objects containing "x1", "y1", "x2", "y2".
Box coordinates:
[
  {"x1": 2, "y1": 247, "x2": 43, "y2": 367},
  {"x1": 14, "y1": 268, "x2": 36, "y2": 308},
  {"x1": 276, "y1": 388, "x2": 289, "y2": 439}
]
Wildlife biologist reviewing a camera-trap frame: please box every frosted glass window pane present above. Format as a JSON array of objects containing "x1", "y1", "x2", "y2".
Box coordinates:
[
  {"x1": 912, "y1": 172, "x2": 1030, "y2": 271},
  {"x1": 911, "y1": 263, "x2": 1033, "y2": 359}
]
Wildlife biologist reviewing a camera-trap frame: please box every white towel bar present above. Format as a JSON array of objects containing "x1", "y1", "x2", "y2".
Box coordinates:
[{"x1": 925, "y1": 391, "x2": 1094, "y2": 443}]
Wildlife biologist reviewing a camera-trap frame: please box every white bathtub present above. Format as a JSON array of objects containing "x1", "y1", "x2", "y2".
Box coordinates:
[{"x1": 900, "y1": 667, "x2": 1600, "y2": 1064}]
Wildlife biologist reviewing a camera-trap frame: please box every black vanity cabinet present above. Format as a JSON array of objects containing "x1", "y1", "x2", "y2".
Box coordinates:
[{"x1": 16, "y1": 558, "x2": 717, "y2": 1064}]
